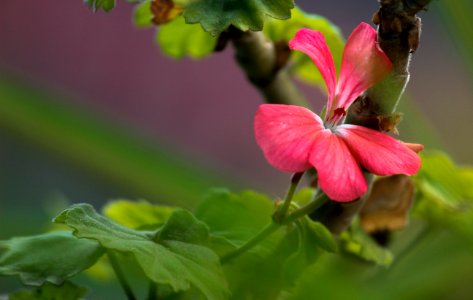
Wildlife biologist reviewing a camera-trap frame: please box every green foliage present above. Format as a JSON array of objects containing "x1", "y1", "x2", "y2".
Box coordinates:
[
  {"x1": 84, "y1": 0, "x2": 116, "y2": 12},
  {"x1": 103, "y1": 199, "x2": 175, "y2": 229},
  {"x1": 340, "y1": 221, "x2": 393, "y2": 266},
  {"x1": 183, "y1": 0, "x2": 295, "y2": 36},
  {"x1": 195, "y1": 189, "x2": 336, "y2": 299},
  {"x1": 9, "y1": 281, "x2": 87, "y2": 300},
  {"x1": 0, "y1": 231, "x2": 104, "y2": 286},
  {"x1": 196, "y1": 189, "x2": 274, "y2": 248},
  {"x1": 55, "y1": 204, "x2": 229, "y2": 300},
  {"x1": 414, "y1": 151, "x2": 473, "y2": 241},
  {"x1": 263, "y1": 6, "x2": 345, "y2": 89},
  {"x1": 157, "y1": 16, "x2": 218, "y2": 59},
  {"x1": 133, "y1": 0, "x2": 153, "y2": 28},
  {"x1": 415, "y1": 151, "x2": 473, "y2": 209}
]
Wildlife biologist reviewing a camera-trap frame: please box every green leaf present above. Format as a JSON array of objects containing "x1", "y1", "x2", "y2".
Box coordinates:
[
  {"x1": 156, "y1": 209, "x2": 210, "y2": 244},
  {"x1": 293, "y1": 187, "x2": 317, "y2": 206},
  {"x1": 84, "y1": 0, "x2": 116, "y2": 12},
  {"x1": 415, "y1": 151, "x2": 473, "y2": 209},
  {"x1": 195, "y1": 189, "x2": 274, "y2": 248},
  {"x1": 9, "y1": 281, "x2": 88, "y2": 300},
  {"x1": 196, "y1": 189, "x2": 333, "y2": 298},
  {"x1": 0, "y1": 231, "x2": 104, "y2": 286},
  {"x1": 134, "y1": 0, "x2": 153, "y2": 27},
  {"x1": 278, "y1": 216, "x2": 335, "y2": 282},
  {"x1": 340, "y1": 222, "x2": 393, "y2": 266},
  {"x1": 305, "y1": 219, "x2": 338, "y2": 253},
  {"x1": 263, "y1": 6, "x2": 345, "y2": 89},
  {"x1": 55, "y1": 204, "x2": 229, "y2": 300},
  {"x1": 183, "y1": 0, "x2": 295, "y2": 36},
  {"x1": 413, "y1": 151, "x2": 473, "y2": 243},
  {"x1": 103, "y1": 199, "x2": 175, "y2": 229},
  {"x1": 157, "y1": 16, "x2": 217, "y2": 59}
]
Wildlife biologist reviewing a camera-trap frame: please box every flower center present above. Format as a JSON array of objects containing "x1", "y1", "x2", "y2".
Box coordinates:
[{"x1": 325, "y1": 107, "x2": 346, "y2": 128}]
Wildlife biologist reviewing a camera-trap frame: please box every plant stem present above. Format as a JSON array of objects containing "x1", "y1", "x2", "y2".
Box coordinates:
[
  {"x1": 222, "y1": 190, "x2": 329, "y2": 264},
  {"x1": 346, "y1": 0, "x2": 432, "y2": 128},
  {"x1": 221, "y1": 222, "x2": 280, "y2": 264},
  {"x1": 107, "y1": 251, "x2": 137, "y2": 300},
  {"x1": 283, "y1": 193, "x2": 328, "y2": 225},
  {"x1": 273, "y1": 172, "x2": 304, "y2": 222}
]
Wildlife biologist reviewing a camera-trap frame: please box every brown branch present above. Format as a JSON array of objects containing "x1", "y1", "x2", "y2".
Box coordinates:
[
  {"x1": 228, "y1": 27, "x2": 309, "y2": 107},
  {"x1": 313, "y1": 0, "x2": 431, "y2": 234},
  {"x1": 346, "y1": 0, "x2": 430, "y2": 129}
]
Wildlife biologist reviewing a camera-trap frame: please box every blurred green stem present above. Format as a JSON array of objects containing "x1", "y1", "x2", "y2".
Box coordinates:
[
  {"x1": 107, "y1": 251, "x2": 137, "y2": 300},
  {"x1": 273, "y1": 172, "x2": 304, "y2": 222}
]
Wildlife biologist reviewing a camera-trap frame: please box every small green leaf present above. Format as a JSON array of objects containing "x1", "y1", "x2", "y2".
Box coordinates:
[
  {"x1": 103, "y1": 199, "x2": 175, "y2": 229},
  {"x1": 0, "y1": 231, "x2": 103, "y2": 286},
  {"x1": 9, "y1": 281, "x2": 87, "y2": 300},
  {"x1": 195, "y1": 189, "x2": 274, "y2": 247},
  {"x1": 413, "y1": 151, "x2": 473, "y2": 242},
  {"x1": 263, "y1": 6, "x2": 345, "y2": 89},
  {"x1": 134, "y1": 0, "x2": 153, "y2": 27},
  {"x1": 306, "y1": 219, "x2": 338, "y2": 253},
  {"x1": 55, "y1": 204, "x2": 229, "y2": 300},
  {"x1": 183, "y1": 0, "x2": 295, "y2": 36},
  {"x1": 156, "y1": 209, "x2": 210, "y2": 244},
  {"x1": 84, "y1": 0, "x2": 116, "y2": 12},
  {"x1": 157, "y1": 16, "x2": 217, "y2": 59},
  {"x1": 415, "y1": 151, "x2": 473, "y2": 209},
  {"x1": 340, "y1": 222, "x2": 393, "y2": 266},
  {"x1": 293, "y1": 187, "x2": 317, "y2": 206}
]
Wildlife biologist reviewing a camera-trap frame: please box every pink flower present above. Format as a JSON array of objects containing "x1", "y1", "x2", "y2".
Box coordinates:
[{"x1": 254, "y1": 23, "x2": 422, "y2": 202}]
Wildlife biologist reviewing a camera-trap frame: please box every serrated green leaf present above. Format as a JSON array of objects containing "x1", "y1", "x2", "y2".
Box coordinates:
[
  {"x1": 103, "y1": 199, "x2": 175, "y2": 229},
  {"x1": 340, "y1": 222, "x2": 393, "y2": 266},
  {"x1": 134, "y1": 0, "x2": 153, "y2": 27},
  {"x1": 55, "y1": 204, "x2": 229, "y2": 300},
  {"x1": 157, "y1": 16, "x2": 217, "y2": 59},
  {"x1": 0, "y1": 231, "x2": 103, "y2": 286},
  {"x1": 183, "y1": 0, "x2": 295, "y2": 36},
  {"x1": 9, "y1": 281, "x2": 88, "y2": 300},
  {"x1": 84, "y1": 0, "x2": 116, "y2": 12},
  {"x1": 263, "y1": 6, "x2": 345, "y2": 89}
]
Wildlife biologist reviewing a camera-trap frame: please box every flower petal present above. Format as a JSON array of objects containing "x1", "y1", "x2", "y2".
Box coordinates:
[
  {"x1": 309, "y1": 130, "x2": 367, "y2": 201},
  {"x1": 334, "y1": 22, "x2": 392, "y2": 112},
  {"x1": 289, "y1": 28, "x2": 337, "y2": 106},
  {"x1": 254, "y1": 104, "x2": 325, "y2": 172},
  {"x1": 337, "y1": 125, "x2": 422, "y2": 176}
]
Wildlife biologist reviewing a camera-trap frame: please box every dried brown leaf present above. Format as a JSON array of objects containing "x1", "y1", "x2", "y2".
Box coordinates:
[
  {"x1": 360, "y1": 175, "x2": 415, "y2": 233},
  {"x1": 151, "y1": 0, "x2": 183, "y2": 25}
]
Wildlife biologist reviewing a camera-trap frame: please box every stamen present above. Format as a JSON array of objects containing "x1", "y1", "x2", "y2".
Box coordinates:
[{"x1": 325, "y1": 107, "x2": 346, "y2": 128}]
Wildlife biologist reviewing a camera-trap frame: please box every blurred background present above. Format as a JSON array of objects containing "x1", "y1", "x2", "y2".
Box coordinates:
[{"x1": 1, "y1": 0, "x2": 473, "y2": 297}]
